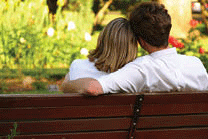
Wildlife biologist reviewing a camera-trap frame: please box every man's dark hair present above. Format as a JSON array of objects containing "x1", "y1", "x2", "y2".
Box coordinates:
[{"x1": 129, "y1": 2, "x2": 172, "y2": 47}]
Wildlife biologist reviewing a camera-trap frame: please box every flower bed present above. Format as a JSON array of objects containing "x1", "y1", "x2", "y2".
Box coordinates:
[{"x1": 168, "y1": 19, "x2": 208, "y2": 71}]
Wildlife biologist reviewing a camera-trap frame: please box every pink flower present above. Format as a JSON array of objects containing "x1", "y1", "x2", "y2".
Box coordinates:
[
  {"x1": 189, "y1": 19, "x2": 199, "y2": 28},
  {"x1": 199, "y1": 47, "x2": 205, "y2": 54}
]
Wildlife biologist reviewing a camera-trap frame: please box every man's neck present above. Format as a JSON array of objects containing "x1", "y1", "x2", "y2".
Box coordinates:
[
  {"x1": 139, "y1": 37, "x2": 169, "y2": 54},
  {"x1": 146, "y1": 45, "x2": 169, "y2": 54}
]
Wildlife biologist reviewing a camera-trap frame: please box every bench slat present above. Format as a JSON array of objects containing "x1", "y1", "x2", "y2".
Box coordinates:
[
  {"x1": 143, "y1": 91, "x2": 208, "y2": 104},
  {"x1": 140, "y1": 102, "x2": 208, "y2": 115},
  {"x1": 0, "y1": 105, "x2": 133, "y2": 121},
  {"x1": 0, "y1": 94, "x2": 136, "y2": 108},
  {"x1": 137, "y1": 114, "x2": 208, "y2": 129},
  {"x1": 135, "y1": 127, "x2": 208, "y2": 139},
  {"x1": 0, "y1": 131, "x2": 129, "y2": 139},
  {"x1": 0, "y1": 118, "x2": 131, "y2": 136}
]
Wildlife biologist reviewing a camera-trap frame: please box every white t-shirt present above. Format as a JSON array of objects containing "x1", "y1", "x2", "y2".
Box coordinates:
[
  {"x1": 69, "y1": 59, "x2": 108, "y2": 80},
  {"x1": 97, "y1": 48, "x2": 208, "y2": 94}
]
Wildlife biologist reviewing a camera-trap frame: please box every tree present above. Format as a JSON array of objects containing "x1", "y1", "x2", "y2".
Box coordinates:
[
  {"x1": 153, "y1": 0, "x2": 192, "y2": 38},
  {"x1": 47, "y1": 0, "x2": 69, "y2": 23},
  {"x1": 92, "y1": 0, "x2": 142, "y2": 32},
  {"x1": 93, "y1": 0, "x2": 113, "y2": 32}
]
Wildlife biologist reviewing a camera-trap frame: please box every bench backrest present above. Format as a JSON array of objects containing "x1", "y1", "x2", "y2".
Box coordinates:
[{"x1": 0, "y1": 91, "x2": 208, "y2": 139}]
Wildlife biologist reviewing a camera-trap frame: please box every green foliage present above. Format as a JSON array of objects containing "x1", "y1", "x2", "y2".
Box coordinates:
[
  {"x1": 0, "y1": 68, "x2": 68, "y2": 80},
  {"x1": 199, "y1": 54, "x2": 208, "y2": 71},
  {"x1": 32, "y1": 81, "x2": 48, "y2": 90},
  {"x1": 0, "y1": 80, "x2": 8, "y2": 93},
  {"x1": 7, "y1": 122, "x2": 18, "y2": 139},
  {"x1": 6, "y1": 90, "x2": 63, "y2": 94},
  {"x1": 22, "y1": 68, "x2": 68, "y2": 80},
  {"x1": 1, "y1": 0, "x2": 208, "y2": 73},
  {"x1": 0, "y1": 68, "x2": 19, "y2": 79},
  {"x1": 0, "y1": 0, "x2": 95, "y2": 69}
]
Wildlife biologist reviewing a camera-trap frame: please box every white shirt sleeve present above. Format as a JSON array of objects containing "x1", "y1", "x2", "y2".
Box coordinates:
[
  {"x1": 69, "y1": 60, "x2": 80, "y2": 80},
  {"x1": 97, "y1": 63, "x2": 145, "y2": 94}
]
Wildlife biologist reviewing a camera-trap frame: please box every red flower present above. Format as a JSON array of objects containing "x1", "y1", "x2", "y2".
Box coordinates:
[
  {"x1": 176, "y1": 42, "x2": 184, "y2": 49},
  {"x1": 168, "y1": 36, "x2": 184, "y2": 49},
  {"x1": 205, "y1": 3, "x2": 208, "y2": 8},
  {"x1": 199, "y1": 47, "x2": 205, "y2": 54},
  {"x1": 169, "y1": 36, "x2": 178, "y2": 46},
  {"x1": 189, "y1": 19, "x2": 199, "y2": 28},
  {"x1": 192, "y1": 3, "x2": 195, "y2": 8}
]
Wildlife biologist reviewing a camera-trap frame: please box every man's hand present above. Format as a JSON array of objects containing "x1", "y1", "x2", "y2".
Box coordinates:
[{"x1": 61, "y1": 78, "x2": 104, "y2": 96}]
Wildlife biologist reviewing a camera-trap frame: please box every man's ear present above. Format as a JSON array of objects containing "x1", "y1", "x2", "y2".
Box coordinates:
[{"x1": 138, "y1": 37, "x2": 146, "y2": 48}]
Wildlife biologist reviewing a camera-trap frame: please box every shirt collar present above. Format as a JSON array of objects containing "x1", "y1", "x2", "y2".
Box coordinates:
[{"x1": 150, "y1": 47, "x2": 177, "y2": 59}]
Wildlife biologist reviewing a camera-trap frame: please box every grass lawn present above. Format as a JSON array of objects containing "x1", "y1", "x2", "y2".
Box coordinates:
[{"x1": 2, "y1": 90, "x2": 63, "y2": 95}]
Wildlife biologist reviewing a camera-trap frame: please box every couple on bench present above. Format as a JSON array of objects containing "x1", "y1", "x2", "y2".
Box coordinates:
[{"x1": 62, "y1": 2, "x2": 208, "y2": 95}]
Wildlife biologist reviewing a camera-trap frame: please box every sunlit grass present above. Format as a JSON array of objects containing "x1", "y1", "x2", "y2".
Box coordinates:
[{"x1": 2, "y1": 90, "x2": 63, "y2": 94}]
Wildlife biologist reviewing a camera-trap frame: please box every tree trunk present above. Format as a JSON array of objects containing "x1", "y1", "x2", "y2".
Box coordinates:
[
  {"x1": 47, "y1": 0, "x2": 58, "y2": 15},
  {"x1": 46, "y1": 0, "x2": 69, "y2": 23},
  {"x1": 93, "y1": 0, "x2": 113, "y2": 29},
  {"x1": 154, "y1": 0, "x2": 192, "y2": 38}
]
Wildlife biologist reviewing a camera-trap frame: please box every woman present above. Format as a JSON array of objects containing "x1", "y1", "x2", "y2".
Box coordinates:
[{"x1": 63, "y1": 17, "x2": 138, "y2": 83}]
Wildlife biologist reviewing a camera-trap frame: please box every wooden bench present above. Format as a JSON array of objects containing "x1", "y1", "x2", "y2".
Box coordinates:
[{"x1": 0, "y1": 91, "x2": 208, "y2": 139}]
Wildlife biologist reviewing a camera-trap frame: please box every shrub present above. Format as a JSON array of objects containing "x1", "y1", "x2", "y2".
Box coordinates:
[
  {"x1": 0, "y1": 80, "x2": 8, "y2": 93},
  {"x1": 7, "y1": 122, "x2": 18, "y2": 139},
  {"x1": 32, "y1": 81, "x2": 48, "y2": 90},
  {"x1": 0, "y1": 0, "x2": 95, "y2": 69}
]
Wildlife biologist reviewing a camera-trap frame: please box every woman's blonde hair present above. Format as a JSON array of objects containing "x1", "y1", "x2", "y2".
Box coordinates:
[{"x1": 88, "y1": 17, "x2": 138, "y2": 73}]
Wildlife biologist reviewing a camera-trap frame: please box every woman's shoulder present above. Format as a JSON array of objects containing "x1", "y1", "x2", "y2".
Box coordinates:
[
  {"x1": 70, "y1": 59, "x2": 94, "y2": 69},
  {"x1": 71, "y1": 59, "x2": 90, "y2": 65}
]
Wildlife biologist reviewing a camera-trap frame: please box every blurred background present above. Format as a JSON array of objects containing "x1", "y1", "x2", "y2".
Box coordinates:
[{"x1": 0, "y1": 0, "x2": 208, "y2": 93}]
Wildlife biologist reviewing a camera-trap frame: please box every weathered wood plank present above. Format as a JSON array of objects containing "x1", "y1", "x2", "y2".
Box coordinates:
[
  {"x1": 137, "y1": 114, "x2": 208, "y2": 129},
  {"x1": 0, "y1": 118, "x2": 131, "y2": 136},
  {"x1": 0, "y1": 105, "x2": 133, "y2": 121},
  {"x1": 136, "y1": 127, "x2": 208, "y2": 139},
  {"x1": 0, "y1": 94, "x2": 136, "y2": 108},
  {"x1": 140, "y1": 102, "x2": 208, "y2": 115},
  {"x1": 0, "y1": 131, "x2": 129, "y2": 139},
  {"x1": 142, "y1": 91, "x2": 208, "y2": 104}
]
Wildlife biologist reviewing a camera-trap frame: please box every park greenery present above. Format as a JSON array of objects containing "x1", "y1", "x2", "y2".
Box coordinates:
[
  {"x1": 0, "y1": 0, "x2": 95, "y2": 70},
  {"x1": 0, "y1": 0, "x2": 208, "y2": 94}
]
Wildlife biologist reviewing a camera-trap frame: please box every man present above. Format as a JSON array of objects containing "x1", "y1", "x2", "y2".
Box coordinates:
[{"x1": 62, "y1": 2, "x2": 208, "y2": 96}]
